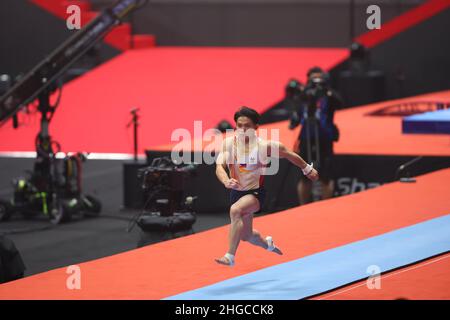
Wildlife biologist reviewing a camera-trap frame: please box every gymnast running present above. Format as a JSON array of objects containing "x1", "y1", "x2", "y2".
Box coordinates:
[{"x1": 215, "y1": 106, "x2": 319, "y2": 266}]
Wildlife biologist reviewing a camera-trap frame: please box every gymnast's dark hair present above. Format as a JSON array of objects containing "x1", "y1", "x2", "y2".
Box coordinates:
[{"x1": 234, "y1": 106, "x2": 260, "y2": 125}]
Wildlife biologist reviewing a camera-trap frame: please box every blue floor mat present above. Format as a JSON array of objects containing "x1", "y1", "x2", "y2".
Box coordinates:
[
  {"x1": 166, "y1": 214, "x2": 450, "y2": 300},
  {"x1": 402, "y1": 109, "x2": 450, "y2": 134}
]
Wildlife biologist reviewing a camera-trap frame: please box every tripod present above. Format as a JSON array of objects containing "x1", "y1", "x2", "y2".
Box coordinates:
[
  {"x1": 32, "y1": 87, "x2": 63, "y2": 220},
  {"x1": 303, "y1": 102, "x2": 321, "y2": 169},
  {"x1": 303, "y1": 103, "x2": 323, "y2": 202}
]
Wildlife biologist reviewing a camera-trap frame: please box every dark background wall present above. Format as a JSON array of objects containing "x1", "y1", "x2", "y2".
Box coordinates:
[
  {"x1": 330, "y1": 6, "x2": 450, "y2": 103},
  {"x1": 91, "y1": 0, "x2": 422, "y2": 47},
  {"x1": 367, "y1": 7, "x2": 450, "y2": 100}
]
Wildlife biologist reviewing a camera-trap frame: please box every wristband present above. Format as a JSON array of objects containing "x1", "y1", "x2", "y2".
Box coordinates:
[{"x1": 302, "y1": 162, "x2": 314, "y2": 176}]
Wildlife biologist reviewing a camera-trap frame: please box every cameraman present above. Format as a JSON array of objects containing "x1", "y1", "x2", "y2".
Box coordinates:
[{"x1": 288, "y1": 67, "x2": 342, "y2": 204}]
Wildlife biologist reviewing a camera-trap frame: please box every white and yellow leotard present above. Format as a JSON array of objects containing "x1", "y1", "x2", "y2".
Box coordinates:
[{"x1": 221, "y1": 135, "x2": 269, "y2": 191}]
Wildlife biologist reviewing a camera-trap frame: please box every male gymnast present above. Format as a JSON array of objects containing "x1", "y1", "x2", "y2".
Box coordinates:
[{"x1": 215, "y1": 106, "x2": 319, "y2": 266}]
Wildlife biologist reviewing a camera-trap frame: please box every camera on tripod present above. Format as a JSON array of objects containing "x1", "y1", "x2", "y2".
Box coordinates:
[
  {"x1": 302, "y1": 73, "x2": 330, "y2": 115},
  {"x1": 138, "y1": 157, "x2": 198, "y2": 216},
  {"x1": 129, "y1": 157, "x2": 198, "y2": 238},
  {"x1": 285, "y1": 78, "x2": 304, "y2": 100}
]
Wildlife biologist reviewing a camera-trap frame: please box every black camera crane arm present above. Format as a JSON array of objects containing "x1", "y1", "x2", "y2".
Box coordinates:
[{"x1": 0, "y1": 0, "x2": 146, "y2": 127}]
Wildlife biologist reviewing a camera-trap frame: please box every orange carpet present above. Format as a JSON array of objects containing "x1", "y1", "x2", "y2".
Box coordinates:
[
  {"x1": 0, "y1": 47, "x2": 346, "y2": 155},
  {"x1": 0, "y1": 167, "x2": 448, "y2": 299}
]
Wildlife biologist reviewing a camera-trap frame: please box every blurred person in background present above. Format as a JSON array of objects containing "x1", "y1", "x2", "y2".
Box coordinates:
[{"x1": 288, "y1": 67, "x2": 343, "y2": 205}]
